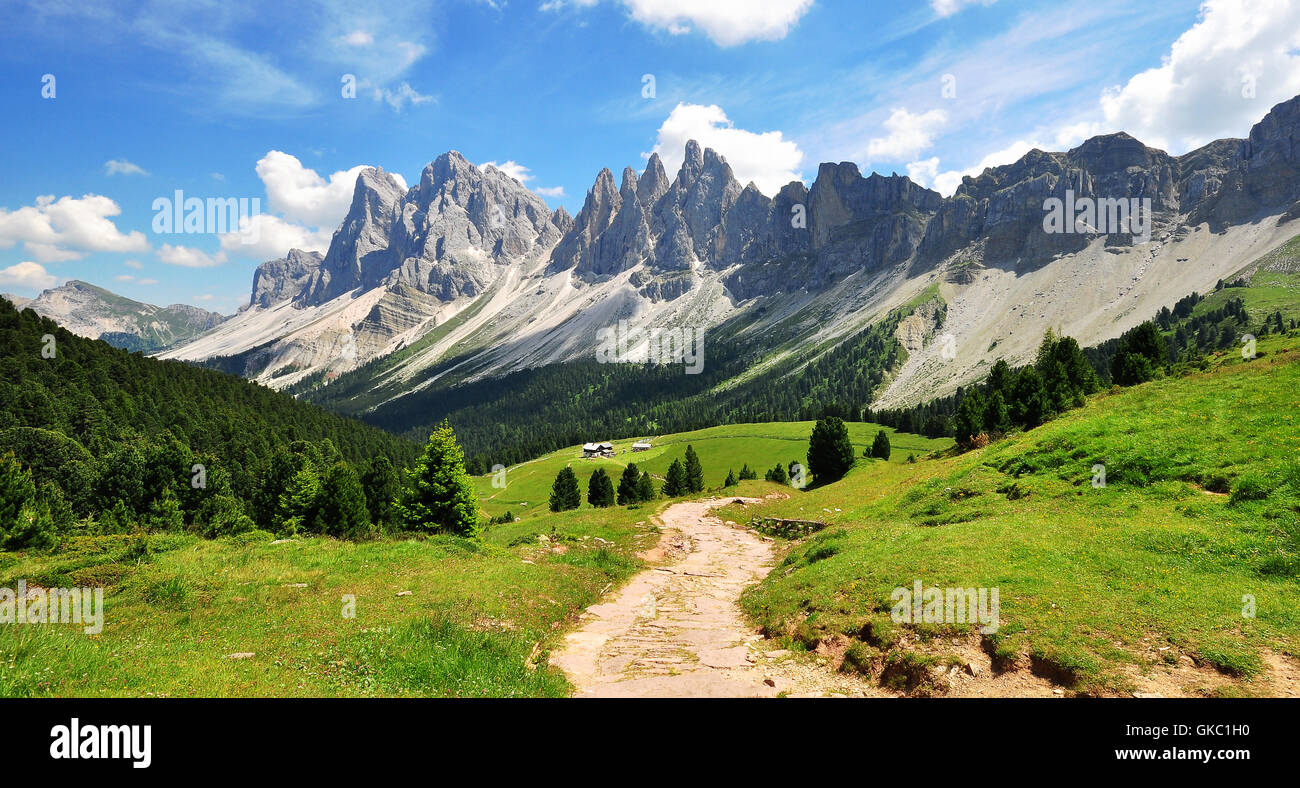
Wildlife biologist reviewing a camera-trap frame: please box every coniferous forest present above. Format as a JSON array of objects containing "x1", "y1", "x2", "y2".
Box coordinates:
[{"x1": 0, "y1": 297, "x2": 420, "y2": 548}]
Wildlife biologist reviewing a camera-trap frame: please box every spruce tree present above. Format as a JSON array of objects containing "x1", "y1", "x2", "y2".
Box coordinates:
[
  {"x1": 807, "y1": 417, "x2": 854, "y2": 484},
  {"x1": 1011, "y1": 367, "x2": 1050, "y2": 427},
  {"x1": 361, "y1": 456, "x2": 400, "y2": 532},
  {"x1": 765, "y1": 463, "x2": 788, "y2": 484},
  {"x1": 636, "y1": 470, "x2": 656, "y2": 502},
  {"x1": 953, "y1": 390, "x2": 987, "y2": 449},
  {"x1": 394, "y1": 420, "x2": 481, "y2": 537},
  {"x1": 617, "y1": 463, "x2": 640, "y2": 505},
  {"x1": 587, "y1": 468, "x2": 615, "y2": 508},
  {"x1": 0, "y1": 452, "x2": 35, "y2": 536},
  {"x1": 738, "y1": 464, "x2": 757, "y2": 481},
  {"x1": 320, "y1": 461, "x2": 374, "y2": 540},
  {"x1": 724, "y1": 469, "x2": 737, "y2": 487},
  {"x1": 684, "y1": 445, "x2": 705, "y2": 493},
  {"x1": 871, "y1": 430, "x2": 891, "y2": 460},
  {"x1": 549, "y1": 467, "x2": 581, "y2": 512},
  {"x1": 984, "y1": 390, "x2": 1011, "y2": 434},
  {"x1": 663, "y1": 459, "x2": 687, "y2": 496}
]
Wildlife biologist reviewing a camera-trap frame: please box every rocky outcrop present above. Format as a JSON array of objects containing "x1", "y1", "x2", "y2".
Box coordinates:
[{"x1": 250, "y1": 248, "x2": 323, "y2": 308}]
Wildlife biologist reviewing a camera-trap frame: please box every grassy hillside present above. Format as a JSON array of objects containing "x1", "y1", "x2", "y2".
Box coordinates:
[
  {"x1": 0, "y1": 499, "x2": 655, "y2": 697},
  {"x1": 474, "y1": 421, "x2": 952, "y2": 522},
  {"x1": 728, "y1": 331, "x2": 1300, "y2": 696}
]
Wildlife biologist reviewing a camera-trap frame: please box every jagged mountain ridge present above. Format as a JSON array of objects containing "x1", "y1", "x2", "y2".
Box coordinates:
[
  {"x1": 163, "y1": 94, "x2": 1300, "y2": 412},
  {"x1": 8, "y1": 280, "x2": 227, "y2": 353}
]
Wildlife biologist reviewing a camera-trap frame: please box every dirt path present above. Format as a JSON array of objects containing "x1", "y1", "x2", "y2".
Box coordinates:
[{"x1": 549, "y1": 497, "x2": 873, "y2": 698}]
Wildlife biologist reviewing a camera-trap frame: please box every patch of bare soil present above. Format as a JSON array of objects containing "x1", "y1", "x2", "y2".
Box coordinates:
[{"x1": 550, "y1": 498, "x2": 882, "y2": 697}]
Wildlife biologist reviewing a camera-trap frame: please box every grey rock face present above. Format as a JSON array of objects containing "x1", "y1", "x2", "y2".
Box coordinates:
[
  {"x1": 250, "y1": 248, "x2": 323, "y2": 308},
  {"x1": 299, "y1": 154, "x2": 556, "y2": 306}
]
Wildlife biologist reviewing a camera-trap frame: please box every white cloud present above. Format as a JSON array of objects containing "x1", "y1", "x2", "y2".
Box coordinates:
[
  {"x1": 104, "y1": 159, "x2": 148, "y2": 177},
  {"x1": 193, "y1": 293, "x2": 216, "y2": 302},
  {"x1": 481, "y1": 160, "x2": 534, "y2": 182},
  {"x1": 218, "y1": 214, "x2": 335, "y2": 260},
  {"x1": 931, "y1": 0, "x2": 996, "y2": 17},
  {"x1": 648, "y1": 103, "x2": 805, "y2": 196},
  {"x1": 255, "y1": 151, "x2": 372, "y2": 228},
  {"x1": 124, "y1": 259, "x2": 143, "y2": 269},
  {"x1": 544, "y1": 0, "x2": 812, "y2": 46},
  {"x1": 921, "y1": 126, "x2": 1094, "y2": 196},
  {"x1": 157, "y1": 243, "x2": 227, "y2": 268},
  {"x1": 138, "y1": 278, "x2": 159, "y2": 285},
  {"x1": 342, "y1": 30, "x2": 374, "y2": 46},
  {"x1": 215, "y1": 151, "x2": 407, "y2": 262},
  {"x1": 0, "y1": 194, "x2": 149, "y2": 262},
  {"x1": 535, "y1": 186, "x2": 566, "y2": 198},
  {"x1": 905, "y1": 157, "x2": 941, "y2": 187},
  {"x1": 0, "y1": 261, "x2": 58, "y2": 291},
  {"x1": 1097, "y1": 0, "x2": 1300, "y2": 153},
  {"x1": 115, "y1": 274, "x2": 135, "y2": 282},
  {"x1": 867, "y1": 108, "x2": 948, "y2": 162},
  {"x1": 372, "y1": 81, "x2": 434, "y2": 111}
]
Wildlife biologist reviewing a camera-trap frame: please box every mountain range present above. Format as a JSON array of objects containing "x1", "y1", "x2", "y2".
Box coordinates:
[
  {"x1": 156, "y1": 94, "x2": 1299, "y2": 429},
  {"x1": 5, "y1": 280, "x2": 227, "y2": 353}
]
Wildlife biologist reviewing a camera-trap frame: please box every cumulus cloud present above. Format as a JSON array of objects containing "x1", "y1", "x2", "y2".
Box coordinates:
[
  {"x1": 544, "y1": 0, "x2": 812, "y2": 46},
  {"x1": 534, "y1": 186, "x2": 566, "y2": 198},
  {"x1": 218, "y1": 214, "x2": 335, "y2": 260},
  {"x1": 866, "y1": 108, "x2": 948, "y2": 163},
  {"x1": 1097, "y1": 0, "x2": 1300, "y2": 153},
  {"x1": 157, "y1": 243, "x2": 227, "y2": 268},
  {"x1": 648, "y1": 103, "x2": 805, "y2": 196},
  {"x1": 213, "y1": 151, "x2": 406, "y2": 262},
  {"x1": 104, "y1": 159, "x2": 148, "y2": 176},
  {"x1": 0, "y1": 194, "x2": 149, "y2": 262},
  {"x1": 0, "y1": 261, "x2": 58, "y2": 291},
  {"x1": 255, "y1": 151, "x2": 372, "y2": 228},
  {"x1": 481, "y1": 160, "x2": 534, "y2": 182}
]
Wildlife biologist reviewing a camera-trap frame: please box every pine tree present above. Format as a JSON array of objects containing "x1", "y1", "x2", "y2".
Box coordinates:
[
  {"x1": 636, "y1": 470, "x2": 656, "y2": 502},
  {"x1": 0, "y1": 452, "x2": 37, "y2": 545},
  {"x1": 764, "y1": 463, "x2": 788, "y2": 484},
  {"x1": 320, "y1": 461, "x2": 374, "y2": 540},
  {"x1": 724, "y1": 469, "x2": 737, "y2": 487},
  {"x1": 1011, "y1": 367, "x2": 1050, "y2": 427},
  {"x1": 144, "y1": 487, "x2": 185, "y2": 532},
  {"x1": 617, "y1": 463, "x2": 640, "y2": 505},
  {"x1": 663, "y1": 459, "x2": 687, "y2": 496},
  {"x1": 394, "y1": 420, "x2": 481, "y2": 537},
  {"x1": 587, "y1": 468, "x2": 615, "y2": 508},
  {"x1": 807, "y1": 417, "x2": 854, "y2": 484},
  {"x1": 683, "y1": 445, "x2": 705, "y2": 493},
  {"x1": 984, "y1": 390, "x2": 1011, "y2": 434},
  {"x1": 738, "y1": 464, "x2": 757, "y2": 481},
  {"x1": 870, "y1": 430, "x2": 891, "y2": 460},
  {"x1": 549, "y1": 467, "x2": 581, "y2": 512},
  {"x1": 361, "y1": 456, "x2": 400, "y2": 532},
  {"x1": 953, "y1": 389, "x2": 987, "y2": 450},
  {"x1": 277, "y1": 465, "x2": 323, "y2": 533}
]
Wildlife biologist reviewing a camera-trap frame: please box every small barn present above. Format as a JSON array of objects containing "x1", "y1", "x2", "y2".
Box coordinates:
[
  {"x1": 582, "y1": 442, "x2": 615, "y2": 458},
  {"x1": 631, "y1": 441, "x2": 652, "y2": 452}
]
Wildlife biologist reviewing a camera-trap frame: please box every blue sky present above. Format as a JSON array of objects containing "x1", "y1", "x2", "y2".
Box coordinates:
[{"x1": 2, "y1": 0, "x2": 1299, "y2": 312}]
